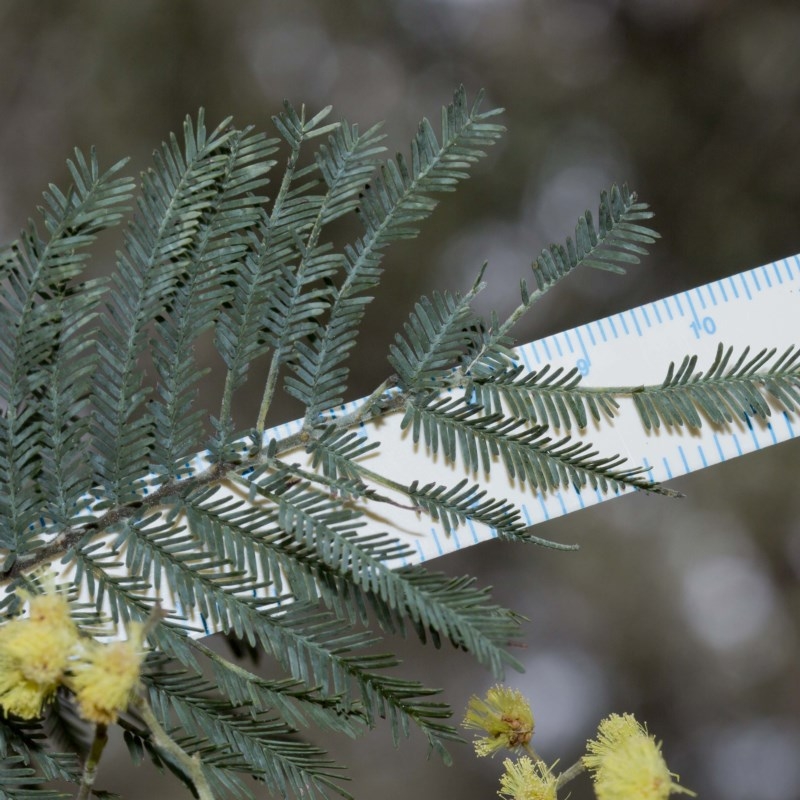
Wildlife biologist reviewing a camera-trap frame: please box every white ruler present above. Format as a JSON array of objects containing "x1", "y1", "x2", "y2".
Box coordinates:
[
  {"x1": 226, "y1": 251, "x2": 800, "y2": 570},
  {"x1": 48, "y1": 252, "x2": 800, "y2": 634}
]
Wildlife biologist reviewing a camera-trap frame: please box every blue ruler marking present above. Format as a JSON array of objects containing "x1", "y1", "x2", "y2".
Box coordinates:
[
  {"x1": 740, "y1": 273, "x2": 752, "y2": 299},
  {"x1": 630, "y1": 309, "x2": 643, "y2": 337}
]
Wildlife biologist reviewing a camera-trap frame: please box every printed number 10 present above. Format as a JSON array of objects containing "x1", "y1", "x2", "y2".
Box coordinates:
[{"x1": 690, "y1": 316, "x2": 716, "y2": 338}]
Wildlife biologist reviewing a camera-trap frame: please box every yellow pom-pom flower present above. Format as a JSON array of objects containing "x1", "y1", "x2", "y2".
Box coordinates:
[
  {"x1": 583, "y1": 713, "x2": 643, "y2": 772},
  {"x1": 584, "y1": 714, "x2": 695, "y2": 799},
  {"x1": 463, "y1": 685, "x2": 534, "y2": 757},
  {"x1": 498, "y1": 756, "x2": 559, "y2": 800},
  {"x1": 0, "y1": 590, "x2": 77, "y2": 719},
  {"x1": 69, "y1": 624, "x2": 145, "y2": 725},
  {"x1": 0, "y1": 662, "x2": 55, "y2": 720}
]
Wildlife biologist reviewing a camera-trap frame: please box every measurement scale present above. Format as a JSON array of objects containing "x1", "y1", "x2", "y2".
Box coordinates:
[
  {"x1": 276, "y1": 251, "x2": 799, "y2": 568},
  {"x1": 46, "y1": 252, "x2": 800, "y2": 633}
]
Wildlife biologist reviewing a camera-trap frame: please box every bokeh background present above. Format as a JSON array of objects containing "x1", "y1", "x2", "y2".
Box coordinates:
[{"x1": 2, "y1": 1, "x2": 800, "y2": 798}]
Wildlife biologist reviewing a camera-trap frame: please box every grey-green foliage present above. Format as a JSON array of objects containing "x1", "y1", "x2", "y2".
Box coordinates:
[{"x1": 0, "y1": 87, "x2": 798, "y2": 799}]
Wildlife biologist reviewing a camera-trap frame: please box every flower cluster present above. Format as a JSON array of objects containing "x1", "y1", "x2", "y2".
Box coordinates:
[
  {"x1": 0, "y1": 590, "x2": 77, "y2": 718},
  {"x1": 498, "y1": 756, "x2": 559, "y2": 800},
  {"x1": 464, "y1": 687, "x2": 694, "y2": 800},
  {"x1": 584, "y1": 713, "x2": 695, "y2": 800},
  {"x1": 69, "y1": 624, "x2": 146, "y2": 725},
  {"x1": 0, "y1": 586, "x2": 145, "y2": 725},
  {"x1": 463, "y1": 685, "x2": 535, "y2": 757}
]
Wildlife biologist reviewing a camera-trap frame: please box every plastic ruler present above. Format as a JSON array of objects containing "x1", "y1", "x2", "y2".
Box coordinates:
[
  {"x1": 199, "y1": 252, "x2": 800, "y2": 566},
  {"x1": 49, "y1": 251, "x2": 800, "y2": 633}
]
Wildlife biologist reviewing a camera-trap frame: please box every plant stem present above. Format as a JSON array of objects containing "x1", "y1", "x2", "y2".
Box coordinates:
[
  {"x1": 76, "y1": 723, "x2": 108, "y2": 800},
  {"x1": 256, "y1": 350, "x2": 282, "y2": 435},
  {"x1": 556, "y1": 758, "x2": 586, "y2": 790},
  {"x1": 132, "y1": 692, "x2": 215, "y2": 800},
  {"x1": 522, "y1": 743, "x2": 542, "y2": 763},
  {"x1": 348, "y1": 377, "x2": 398, "y2": 423}
]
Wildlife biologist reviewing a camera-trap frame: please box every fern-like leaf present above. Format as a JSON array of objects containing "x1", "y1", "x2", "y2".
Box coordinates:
[
  {"x1": 92, "y1": 111, "x2": 236, "y2": 502},
  {"x1": 0, "y1": 717, "x2": 80, "y2": 787},
  {"x1": 531, "y1": 183, "x2": 657, "y2": 287},
  {"x1": 261, "y1": 121, "x2": 387, "y2": 406},
  {"x1": 189, "y1": 638, "x2": 365, "y2": 737},
  {"x1": 402, "y1": 395, "x2": 665, "y2": 495},
  {"x1": 263, "y1": 479, "x2": 523, "y2": 674},
  {"x1": 305, "y1": 426, "x2": 381, "y2": 485},
  {"x1": 388, "y1": 274, "x2": 486, "y2": 388},
  {"x1": 407, "y1": 478, "x2": 576, "y2": 549},
  {"x1": 630, "y1": 343, "x2": 800, "y2": 429},
  {"x1": 0, "y1": 755, "x2": 71, "y2": 799},
  {"x1": 144, "y1": 667, "x2": 350, "y2": 800},
  {"x1": 461, "y1": 184, "x2": 658, "y2": 378},
  {"x1": 150, "y1": 126, "x2": 278, "y2": 473},
  {"x1": 0, "y1": 148, "x2": 133, "y2": 557},
  {"x1": 468, "y1": 363, "x2": 619, "y2": 429},
  {"x1": 285, "y1": 86, "x2": 504, "y2": 424}
]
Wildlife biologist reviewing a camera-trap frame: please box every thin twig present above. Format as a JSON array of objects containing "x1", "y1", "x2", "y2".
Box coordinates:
[
  {"x1": 76, "y1": 723, "x2": 108, "y2": 800},
  {"x1": 131, "y1": 692, "x2": 215, "y2": 800},
  {"x1": 556, "y1": 758, "x2": 586, "y2": 790}
]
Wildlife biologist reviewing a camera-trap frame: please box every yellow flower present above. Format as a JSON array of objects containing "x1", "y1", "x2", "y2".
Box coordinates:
[
  {"x1": 0, "y1": 661, "x2": 56, "y2": 719},
  {"x1": 584, "y1": 714, "x2": 695, "y2": 799},
  {"x1": 583, "y1": 713, "x2": 643, "y2": 772},
  {"x1": 463, "y1": 685, "x2": 534, "y2": 757},
  {"x1": 498, "y1": 756, "x2": 559, "y2": 800},
  {"x1": 0, "y1": 590, "x2": 77, "y2": 719},
  {"x1": 68, "y1": 624, "x2": 145, "y2": 725},
  {"x1": 0, "y1": 593, "x2": 77, "y2": 684}
]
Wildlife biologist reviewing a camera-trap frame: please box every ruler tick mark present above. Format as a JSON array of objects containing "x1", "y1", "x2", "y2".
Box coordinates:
[
  {"x1": 520, "y1": 345, "x2": 532, "y2": 371},
  {"x1": 678, "y1": 445, "x2": 690, "y2": 473},
  {"x1": 713, "y1": 433, "x2": 726, "y2": 462},
  {"x1": 630, "y1": 309, "x2": 643, "y2": 336}
]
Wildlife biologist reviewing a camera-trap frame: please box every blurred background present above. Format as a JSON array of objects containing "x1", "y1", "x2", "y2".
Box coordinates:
[{"x1": 2, "y1": 1, "x2": 800, "y2": 798}]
